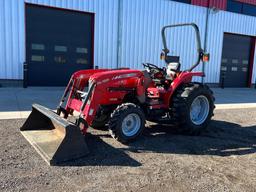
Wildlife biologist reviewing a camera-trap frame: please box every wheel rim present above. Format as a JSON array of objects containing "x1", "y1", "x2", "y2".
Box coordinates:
[
  {"x1": 121, "y1": 113, "x2": 141, "y2": 137},
  {"x1": 190, "y1": 95, "x2": 210, "y2": 125}
]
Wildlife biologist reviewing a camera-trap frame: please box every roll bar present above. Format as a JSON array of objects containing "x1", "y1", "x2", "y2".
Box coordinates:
[{"x1": 161, "y1": 23, "x2": 204, "y2": 72}]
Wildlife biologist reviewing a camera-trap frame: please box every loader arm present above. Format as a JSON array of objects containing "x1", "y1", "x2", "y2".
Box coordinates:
[
  {"x1": 76, "y1": 70, "x2": 145, "y2": 130},
  {"x1": 58, "y1": 69, "x2": 110, "y2": 115}
]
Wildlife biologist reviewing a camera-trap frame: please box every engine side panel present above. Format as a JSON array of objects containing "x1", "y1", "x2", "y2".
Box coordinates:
[{"x1": 66, "y1": 69, "x2": 146, "y2": 126}]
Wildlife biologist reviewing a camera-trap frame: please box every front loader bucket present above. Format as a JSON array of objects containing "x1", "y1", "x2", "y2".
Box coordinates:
[{"x1": 20, "y1": 104, "x2": 89, "y2": 165}]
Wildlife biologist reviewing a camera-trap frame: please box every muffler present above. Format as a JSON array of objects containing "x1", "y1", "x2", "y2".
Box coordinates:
[{"x1": 20, "y1": 104, "x2": 89, "y2": 165}]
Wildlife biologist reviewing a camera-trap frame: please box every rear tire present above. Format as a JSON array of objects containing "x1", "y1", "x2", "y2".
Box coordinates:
[
  {"x1": 108, "y1": 103, "x2": 145, "y2": 143},
  {"x1": 171, "y1": 83, "x2": 215, "y2": 135}
]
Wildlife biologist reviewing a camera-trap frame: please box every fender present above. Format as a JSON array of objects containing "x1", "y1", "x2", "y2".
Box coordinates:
[
  {"x1": 172, "y1": 71, "x2": 204, "y2": 89},
  {"x1": 163, "y1": 71, "x2": 204, "y2": 107}
]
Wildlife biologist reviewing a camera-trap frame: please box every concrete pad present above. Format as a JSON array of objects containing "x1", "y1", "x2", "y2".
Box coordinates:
[
  {"x1": 0, "y1": 87, "x2": 64, "y2": 112},
  {"x1": 0, "y1": 87, "x2": 255, "y2": 120},
  {"x1": 215, "y1": 103, "x2": 256, "y2": 110},
  {"x1": 0, "y1": 87, "x2": 64, "y2": 120},
  {"x1": 0, "y1": 89, "x2": 20, "y2": 112},
  {"x1": 20, "y1": 111, "x2": 32, "y2": 119},
  {"x1": 212, "y1": 88, "x2": 256, "y2": 104},
  {"x1": 0, "y1": 111, "x2": 24, "y2": 120}
]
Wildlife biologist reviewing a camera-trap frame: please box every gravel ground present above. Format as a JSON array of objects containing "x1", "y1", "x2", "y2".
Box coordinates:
[{"x1": 0, "y1": 108, "x2": 256, "y2": 192}]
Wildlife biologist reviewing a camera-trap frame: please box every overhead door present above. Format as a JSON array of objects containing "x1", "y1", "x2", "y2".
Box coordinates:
[
  {"x1": 220, "y1": 33, "x2": 252, "y2": 87},
  {"x1": 25, "y1": 4, "x2": 94, "y2": 86}
]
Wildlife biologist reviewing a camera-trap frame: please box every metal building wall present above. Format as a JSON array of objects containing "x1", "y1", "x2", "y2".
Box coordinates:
[
  {"x1": 237, "y1": 0, "x2": 256, "y2": 5},
  {"x1": 120, "y1": 0, "x2": 256, "y2": 83},
  {"x1": 192, "y1": 0, "x2": 256, "y2": 9},
  {"x1": 206, "y1": 10, "x2": 256, "y2": 83},
  {"x1": 0, "y1": 0, "x2": 119, "y2": 80},
  {"x1": 192, "y1": 0, "x2": 227, "y2": 10},
  {"x1": 120, "y1": 0, "x2": 207, "y2": 84},
  {"x1": 0, "y1": 0, "x2": 25, "y2": 80},
  {"x1": 0, "y1": 0, "x2": 256, "y2": 84}
]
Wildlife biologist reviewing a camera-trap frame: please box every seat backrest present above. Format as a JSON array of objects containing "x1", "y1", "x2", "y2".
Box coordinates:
[{"x1": 166, "y1": 62, "x2": 181, "y2": 80}]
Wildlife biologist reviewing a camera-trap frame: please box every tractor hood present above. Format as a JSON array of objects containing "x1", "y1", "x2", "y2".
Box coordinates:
[{"x1": 88, "y1": 69, "x2": 144, "y2": 85}]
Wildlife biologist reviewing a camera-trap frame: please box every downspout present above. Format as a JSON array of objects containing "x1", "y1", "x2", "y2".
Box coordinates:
[
  {"x1": 202, "y1": 0, "x2": 210, "y2": 83},
  {"x1": 116, "y1": 0, "x2": 123, "y2": 68}
]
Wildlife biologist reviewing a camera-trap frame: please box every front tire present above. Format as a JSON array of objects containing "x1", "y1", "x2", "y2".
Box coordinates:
[
  {"x1": 171, "y1": 83, "x2": 215, "y2": 135},
  {"x1": 90, "y1": 114, "x2": 109, "y2": 130},
  {"x1": 108, "y1": 103, "x2": 145, "y2": 143}
]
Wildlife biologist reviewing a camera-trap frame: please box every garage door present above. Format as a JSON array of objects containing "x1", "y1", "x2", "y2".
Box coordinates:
[
  {"x1": 220, "y1": 34, "x2": 252, "y2": 87},
  {"x1": 25, "y1": 4, "x2": 94, "y2": 86}
]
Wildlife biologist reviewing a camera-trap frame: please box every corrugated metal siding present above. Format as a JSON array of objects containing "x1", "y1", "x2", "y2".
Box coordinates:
[
  {"x1": 0, "y1": 0, "x2": 25, "y2": 80},
  {"x1": 121, "y1": 0, "x2": 256, "y2": 83},
  {"x1": 210, "y1": 0, "x2": 227, "y2": 9},
  {"x1": 0, "y1": 0, "x2": 119, "y2": 80},
  {"x1": 0, "y1": 0, "x2": 256, "y2": 84},
  {"x1": 192, "y1": 0, "x2": 226, "y2": 10},
  {"x1": 192, "y1": 0, "x2": 256, "y2": 9},
  {"x1": 206, "y1": 11, "x2": 256, "y2": 83},
  {"x1": 121, "y1": 0, "x2": 207, "y2": 83},
  {"x1": 192, "y1": 0, "x2": 208, "y2": 7},
  {"x1": 237, "y1": 0, "x2": 256, "y2": 6}
]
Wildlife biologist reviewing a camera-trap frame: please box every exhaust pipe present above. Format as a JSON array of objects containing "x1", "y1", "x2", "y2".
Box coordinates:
[{"x1": 20, "y1": 104, "x2": 89, "y2": 165}]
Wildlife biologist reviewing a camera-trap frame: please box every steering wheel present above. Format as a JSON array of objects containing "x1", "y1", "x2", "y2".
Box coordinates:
[
  {"x1": 143, "y1": 63, "x2": 160, "y2": 70},
  {"x1": 142, "y1": 63, "x2": 166, "y2": 78}
]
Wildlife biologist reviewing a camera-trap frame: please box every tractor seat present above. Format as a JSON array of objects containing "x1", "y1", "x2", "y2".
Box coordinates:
[{"x1": 166, "y1": 62, "x2": 181, "y2": 81}]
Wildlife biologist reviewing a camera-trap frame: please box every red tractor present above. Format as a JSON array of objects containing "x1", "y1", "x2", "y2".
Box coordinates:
[{"x1": 21, "y1": 23, "x2": 215, "y2": 165}]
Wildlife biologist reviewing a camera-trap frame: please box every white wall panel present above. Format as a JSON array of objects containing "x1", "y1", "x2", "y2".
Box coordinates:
[
  {"x1": 0, "y1": 0, "x2": 119, "y2": 80},
  {"x1": 0, "y1": 0, "x2": 25, "y2": 80},
  {"x1": 120, "y1": 0, "x2": 256, "y2": 84},
  {"x1": 0, "y1": 0, "x2": 256, "y2": 85},
  {"x1": 121, "y1": 0, "x2": 207, "y2": 83}
]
